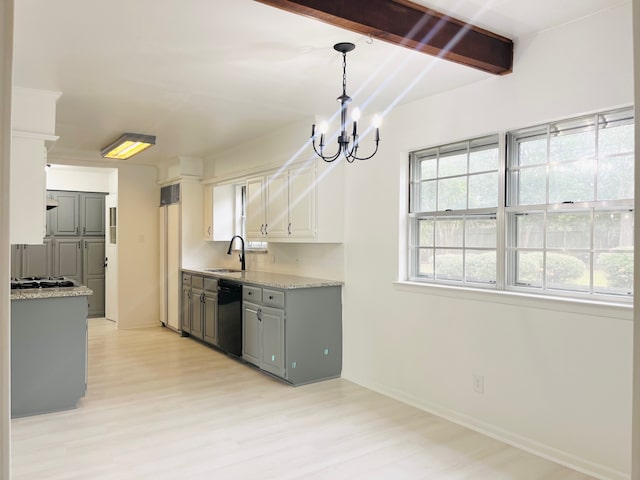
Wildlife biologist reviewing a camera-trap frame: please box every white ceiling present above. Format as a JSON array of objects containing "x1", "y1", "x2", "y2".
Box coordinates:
[{"x1": 12, "y1": 0, "x2": 626, "y2": 167}]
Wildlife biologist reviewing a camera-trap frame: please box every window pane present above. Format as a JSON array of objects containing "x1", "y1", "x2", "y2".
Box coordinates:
[
  {"x1": 466, "y1": 250, "x2": 496, "y2": 284},
  {"x1": 420, "y1": 158, "x2": 437, "y2": 180},
  {"x1": 515, "y1": 213, "x2": 544, "y2": 248},
  {"x1": 518, "y1": 166, "x2": 547, "y2": 205},
  {"x1": 419, "y1": 181, "x2": 437, "y2": 211},
  {"x1": 549, "y1": 160, "x2": 595, "y2": 203},
  {"x1": 597, "y1": 155, "x2": 634, "y2": 200},
  {"x1": 547, "y1": 212, "x2": 591, "y2": 249},
  {"x1": 438, "y1": 177, "x2": 466, "y2": 210},
  {"x1": 469, "y1": 172, "x2": 498, "y2": 209},
  {"x1": 518, "y1": 138, "x2": 546, "y2": 166},
  {"x1": 549, "y1": 130, "x2": 595, "y2": 162},
  {"x1": 465, "y1": 218, "x2": 496, "y2": 248},
  {"x1": 594, "y1": 211, "x2": 633, "y2": 249},
  {"x1": 469, "y1": 148, "x2": 499, "y2": 173},
  {"x1": 545, "y1": 251, "x2": 589, "y2": 292},
  {"x1": 418, "y1": 218, "x2": 435, "y2": 246},
  {"x1": 595, "y1": 251, "x2": 633, "y2": 295},
  {"x1": 435, "y1": 218, "x2": 464, "y2": 247},
  {"x1": 417, "y1": 248, "x2": 434, "y2": 277},
  {"x1": 439, "y1": 153, "x2": 467, "y2": 177},
  {"x1": 516, "y1": 251, "x2": 543, "y2": 287},
  {"x1": 435, "y1": 249, "x2": 463, "y2": 281},
  {"x1": 599, "y1": 123, "x2": 634, "y2": 155}
]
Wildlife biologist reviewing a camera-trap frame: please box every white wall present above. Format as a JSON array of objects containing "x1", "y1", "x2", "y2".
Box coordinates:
[
  {"x1": 343, "y1": 4, "x2": 633, "y2": 479},
  {"x1": 204, "y1": 4, "x2": 634, "y2": 479},
  {"x1": 116, "y1": 164, "x2": 160, "y2": 329}
]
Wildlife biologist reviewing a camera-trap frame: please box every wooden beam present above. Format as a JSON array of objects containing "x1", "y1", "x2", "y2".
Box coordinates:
[{"x1": 255, "y1": 0, "x2": 513, "y2": 75}]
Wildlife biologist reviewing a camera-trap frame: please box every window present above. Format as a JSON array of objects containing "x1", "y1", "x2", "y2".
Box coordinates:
[
  {"x1": 409, "y1": 135, "x2": 500, "y2": 286},
  {"x1": 507, "y1": 109, "x2": 634, "y2": 298},
  {"x1": 408, "y1": 108, "x2": 634, "y2": 302}
]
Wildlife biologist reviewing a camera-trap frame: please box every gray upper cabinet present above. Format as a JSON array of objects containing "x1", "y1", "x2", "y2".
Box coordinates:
[
  {"x1": 11, "y1": 245, "x2": 23, "y2": 278},
  {"x1": 48, "y1": 191, "x2": 106, "y2": 237},
  {"x1": 53, "y1": 238, "x2": 82, "y2": 284},
  {"x1": 50, "y1": 192, "x2": 81, "y2": 236},
  {"x1": 81, "y1": 193, "x2": 105, "y2": 236}
]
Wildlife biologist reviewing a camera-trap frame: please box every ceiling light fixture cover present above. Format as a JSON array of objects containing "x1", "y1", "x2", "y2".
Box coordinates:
[
  {"x1": 100, "y1": 133, "x2": 156, "y2": 160},
  {"x1": 311, "y1": 42, "x2": 381, "y2": 163}
]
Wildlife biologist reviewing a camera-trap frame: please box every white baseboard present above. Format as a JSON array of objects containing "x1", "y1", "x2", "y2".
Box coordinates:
[{"x1": 343, "y1": 375, "x2": 629, "y2": 480}]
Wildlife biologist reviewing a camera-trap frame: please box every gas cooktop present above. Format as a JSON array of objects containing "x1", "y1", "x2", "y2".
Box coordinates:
[{"x1": 11, "y1": 276, "x2": 78, "y2": 290}]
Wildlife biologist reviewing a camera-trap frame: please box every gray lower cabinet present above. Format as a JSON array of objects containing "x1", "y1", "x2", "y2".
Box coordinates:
[
  {"x1": 21, "y1": 240, "x2": 53, "y2": 278},
  {"x1": 53, "y1": 238, "x2": 82, "y2": 284},
  {"x1": 242, "y1": 285, "x2": 342, "y2": 385},
  {"x1": 181, "y1": 274, "x2": 218, "y2": 345},
  {"x1": 11, "y1": 245, "x2": 23, "y2": 278},
  {"x1": 181, "y1": 280, "x2": 192, "y2": 335},
  {"x1": 83, "y1": 239, "x2": 105, "y2": 317},
  {"x1": 203, "y1": 287, "x2": 218, "y2": 345}
]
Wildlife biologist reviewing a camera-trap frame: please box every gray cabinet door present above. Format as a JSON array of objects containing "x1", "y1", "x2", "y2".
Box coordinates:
[
  {"x1": 53, "y1": 238, "x2": 82, "y2": 283},
  {"x1": 203, "y1": 292, "x2": 218, "y2": 346},
  {"x1": 50, "y1": 192, "x2": 80, "y2": 236},
  {"x1": 181, "y1": 286, "x2": 191, "y2": 333},
  {"x1": 83, "y1": 239, "x2": 105, "y2": 316},
  {"x1": 242, "y1": 302, "x2": 261, "y2": 367},
  {"x1": 11, "y1": 245, "x2": 22, "y2": 278},
  {"x1": 81, "y1": 193, "x2": 105, "y2": 236},
  {"x1": 21, "y1": 240, "x2": 52, "y2": 278},
  {"x1": 190, "y1": 288, "x2": 204, "y2": 340},
  {"x1": 260, "y1": 306, "x2": 285, "y2": 377}
]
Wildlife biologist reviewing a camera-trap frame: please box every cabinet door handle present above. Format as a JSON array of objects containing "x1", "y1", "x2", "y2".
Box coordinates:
[
  {"x1": 268, "y1": 295, "x2": 274, "y2": 300},
  {"x1": 288, "y1": 222, "x2": 292, "y2": 235},
  {"x1": 83, "y1": 227, "x2": 86, "y2": 235},
  {"x1": 260, "y1": 224, "x2": 265, "y2": 235},
  {"x1": 76, "y1": 227, "x2": 79, "y2": 235},
  {"x1": 208, "y1": 226, "x2": 212, "y2": 236},
  {"x1": 257, "y1": 308, "x2": 262, "y2": 321},
  {"x1": 264, "y1": 224, "x2": 268, "y2": 235}
]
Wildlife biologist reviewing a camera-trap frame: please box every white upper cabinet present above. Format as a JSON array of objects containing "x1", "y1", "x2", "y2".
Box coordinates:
[
  {"x1": 203, "y1": 183, "x2": 238, "y2": 242},
  {"x1": 244, "y1": 161, "x2": 342, "y2": 243},
  {"x1": 10, "y1": 88, "x2": 61, "y2": 245}
]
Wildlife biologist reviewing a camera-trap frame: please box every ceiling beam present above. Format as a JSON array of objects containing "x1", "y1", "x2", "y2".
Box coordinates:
[{"x1": 255, "y1": 0, "x2": 513, "y2": 75}]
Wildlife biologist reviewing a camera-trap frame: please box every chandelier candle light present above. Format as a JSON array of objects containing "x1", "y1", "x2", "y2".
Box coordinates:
[{"x1": 311, "y1": 42, "x2": 381, "y2": 163}]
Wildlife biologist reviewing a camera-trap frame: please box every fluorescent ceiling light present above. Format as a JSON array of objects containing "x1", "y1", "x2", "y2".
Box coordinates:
[{"x1": 100, "y1": 133, "x2": 156, "y2": 160}]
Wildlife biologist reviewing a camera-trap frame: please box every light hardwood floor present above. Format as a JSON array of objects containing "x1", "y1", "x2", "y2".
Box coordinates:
[{"x1": 11, "y1": 318, "x2": 596, "y2": 480}]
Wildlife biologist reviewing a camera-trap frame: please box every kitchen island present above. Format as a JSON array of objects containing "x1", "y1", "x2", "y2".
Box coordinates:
[
  {"x1": 182, "y1": 269, "x2": 343, "y2": 385},
  {"x1": 11, "y1": 285, "x2": 92, "y2": 417}
]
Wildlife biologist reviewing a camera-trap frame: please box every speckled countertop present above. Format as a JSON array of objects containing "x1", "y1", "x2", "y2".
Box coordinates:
[
  {"x1": 11, "y1": 286, "x2": 93, "y2": 301},
  {"x1": 183, "y1": 268, "x2": 343, "y2": 290}
]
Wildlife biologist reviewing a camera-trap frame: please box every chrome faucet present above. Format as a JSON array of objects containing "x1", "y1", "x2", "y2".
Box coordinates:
[{"x1": 227, "y1": 235, "x2": 246, "y2": 271}]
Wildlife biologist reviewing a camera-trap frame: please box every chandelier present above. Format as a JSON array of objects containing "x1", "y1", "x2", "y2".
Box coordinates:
[{"x1": 311, "y1": 42, "x2": 381, "y2": 163}]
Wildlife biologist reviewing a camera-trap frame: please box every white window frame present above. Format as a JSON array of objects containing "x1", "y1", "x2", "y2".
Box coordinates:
[{"x1": 407, "y1": 107, "x2": 634, "y2": 304}]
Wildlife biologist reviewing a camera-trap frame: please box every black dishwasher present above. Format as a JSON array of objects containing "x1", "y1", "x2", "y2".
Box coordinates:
[{"x1": 217, "y1": 280, "x2": 242, "y2": 357}]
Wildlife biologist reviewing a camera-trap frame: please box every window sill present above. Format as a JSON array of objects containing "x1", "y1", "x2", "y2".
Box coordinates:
[{"x1": 393, "y1": 281, "x2": 633, "y2": 321}]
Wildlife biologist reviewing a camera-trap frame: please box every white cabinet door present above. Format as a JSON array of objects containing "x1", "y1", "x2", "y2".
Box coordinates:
[
  {"x1": 203, "y1": 184, "x2": 213, "y2": 240},
  {"x1": 288, "y1": 165, "x2": 316, "y2": 238},
  {"x1": 246, "y1": 177, "x2": 265, "y2": 239},
  {"x1": 265, "y1": 172, "x2": 288, "y2": 238}
]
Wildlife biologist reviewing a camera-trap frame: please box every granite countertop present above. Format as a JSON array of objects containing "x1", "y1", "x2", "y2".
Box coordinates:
[
  {"x1": 11, "y1": 286, "x2": 93, "y2": 301},
  {"x1": 183, "y1": 268, "x2": 343, "y2": 290}
]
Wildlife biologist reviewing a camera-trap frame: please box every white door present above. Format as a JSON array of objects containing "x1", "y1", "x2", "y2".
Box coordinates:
[{"x1": 105, "y1": 194, "x2": 118, "y2": 322}]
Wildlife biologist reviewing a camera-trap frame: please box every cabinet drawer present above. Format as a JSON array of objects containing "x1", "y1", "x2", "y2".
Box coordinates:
[
  {"x1": 182, "y1": 273, "x2": 191, "y2": 286},
  {"x1": 191, "y1": 275, "x2": 204, "y2": 289},
  {"x1": 243, "y1": 285, "x2": 262, "y2": 302},
  {"x1": 204, "y1": 278, "x2": 218, "y2": 292},
  {"x1": 262, "y1": 288, "x2": 285, "y2": 308}
]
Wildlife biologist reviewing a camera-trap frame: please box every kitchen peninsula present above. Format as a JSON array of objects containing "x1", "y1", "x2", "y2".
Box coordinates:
[
  {"x1": 181, "y1": 268, "x2": 343, "y2": 386},
  {"x1": 11, "y1": 283, "x2": 92, "y2": 417}
]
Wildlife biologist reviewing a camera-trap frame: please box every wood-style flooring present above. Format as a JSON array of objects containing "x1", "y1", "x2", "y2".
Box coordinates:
[{"x1": 11, "y1": 318, "x2": 596, "y2": 480}]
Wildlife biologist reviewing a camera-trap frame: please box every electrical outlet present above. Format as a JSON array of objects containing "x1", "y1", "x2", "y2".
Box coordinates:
[{"x1": 473, "y1": 374, "x2": 485, "y2": 394}]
